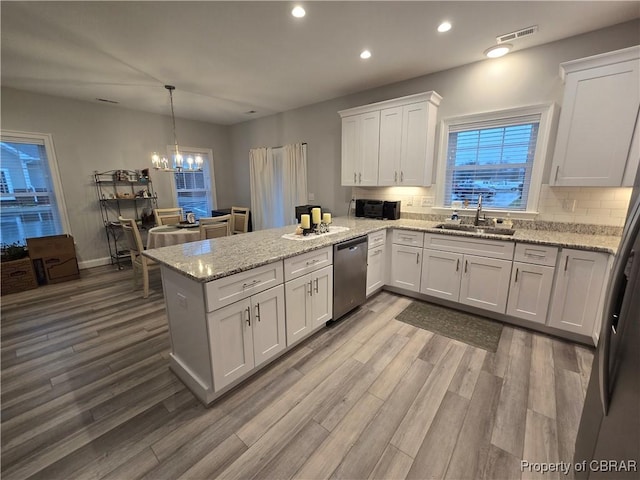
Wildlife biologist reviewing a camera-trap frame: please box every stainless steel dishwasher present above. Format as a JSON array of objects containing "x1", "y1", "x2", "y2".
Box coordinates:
[{"x1": 333, "y1": 235, "x2": 368, "y2": 320}]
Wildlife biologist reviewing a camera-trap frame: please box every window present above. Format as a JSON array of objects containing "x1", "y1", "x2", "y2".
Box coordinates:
[
  {"x1": 171, "y1": 148, "x2": 216, "y2": 218},
  {"x1": 436, "y1": 104, "x2": 555, "y2": 214},
  {"x1": 0, "y1": 132, "x2": 69, "y2": 245}
]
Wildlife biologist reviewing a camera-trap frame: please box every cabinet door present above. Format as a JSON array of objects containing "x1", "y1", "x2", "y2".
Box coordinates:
[
  {"x1": 251, "y1": 285, "x2": 286, "y2": 368},
  {"x1": 285, "y1": 274, "x2": 313, "y2": 345},
  {"x1": 310, "y1": 265, "x2": 333, "y2": 328},
  {"x1": 378, "y1": 106, "x2": 403, "y2": 185},
  {"x1": 366, "y1": 245, "x2": 386, "y2": 296},
  {"x1": 506, "y1": 262, "x2": 555, "y2": 324},
  {"x1": 552, "y1": 59, "x2": 640, "y2": 186},
  {"x1": 459, "y1": 255, "x2": 512, "y2": 314},
  {"x1": 360, "y1": 111, "x2": 381, "y2": 186},
  {"x1": 341, "y1": 116, "x2": 359, "y2": 186},
  {"x1": 208, "y1": 298, "x2": 254, "y2": 390},
  {"x1": 389, "y1": 244, "x2": 422, "y2": 293},
  {"x1": 548, "y1": 249, "x2": 609, "y2": 336},
  {"x1": 400, "y1": 101, "x2": 429, "y2": 186},
  {"x1": 420, "y1": 249, "x2": 462, "y2": 301}
]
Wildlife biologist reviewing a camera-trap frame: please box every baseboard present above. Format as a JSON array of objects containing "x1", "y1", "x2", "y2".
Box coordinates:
[{"x1": 78, "y1": 257, "x2": 112, "y2": 270}]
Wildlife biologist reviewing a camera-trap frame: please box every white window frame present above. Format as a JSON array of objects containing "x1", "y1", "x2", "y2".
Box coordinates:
[
  {"x1": 434, "y1": 103, "x2": 556, "y2": 219},
  {"x1": 167, "y1": 146, "x2": 217, "y2": 216},
  {"x1": 0, "y1": 130, "x2": 72, "y2": 235}
]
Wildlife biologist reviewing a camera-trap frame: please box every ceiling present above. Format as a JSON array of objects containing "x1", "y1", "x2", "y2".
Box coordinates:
[{"x1": 2, "y1": 1, "x2": 638, "y2": 125}]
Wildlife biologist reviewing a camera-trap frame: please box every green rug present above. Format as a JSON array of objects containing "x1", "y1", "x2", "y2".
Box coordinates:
[{"x1": 396, "y1": 301, "x2": 503, "y2": 352}]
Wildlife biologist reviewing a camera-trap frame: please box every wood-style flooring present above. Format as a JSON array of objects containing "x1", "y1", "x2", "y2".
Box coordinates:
[{"x1": 1, "y1": 265, "x2": 594, "y2": 479}]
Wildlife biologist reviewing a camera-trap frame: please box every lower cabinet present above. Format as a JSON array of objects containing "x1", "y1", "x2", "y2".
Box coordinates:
[
  {"x1": 366, "y1": 235, "x2": 386, "y2": 297},
  {"x1": 285, "y1": 265, "x2": 333, "y2": 345},
  {"x1": 547, "y1": 249, "x2": 609, "y2": 336},
  {"x1": 506, "y1": 262, "x2": 555, "y2": 324},
  {"x1": 208, "y1": 284, "x2": 286, "y2": 391},
  {"x1": 389, "y1": 244, "x2": 422, "y2": 292},
  {"x1": 420, "y1": 250, "x2": 512, "y2": 314}
]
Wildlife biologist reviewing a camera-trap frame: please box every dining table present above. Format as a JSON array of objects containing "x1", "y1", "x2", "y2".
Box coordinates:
[{"x1": 146, "y1": 224, "x2": 201, "y2": 249}]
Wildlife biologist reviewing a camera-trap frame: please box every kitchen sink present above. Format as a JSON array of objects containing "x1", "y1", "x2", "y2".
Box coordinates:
[{"x1": 434, "y1": 223, "x2": 516, "y2": 236}]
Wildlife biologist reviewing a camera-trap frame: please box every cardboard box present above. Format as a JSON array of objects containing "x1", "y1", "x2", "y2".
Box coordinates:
[
  {"x1": 1, "y1": 257, "x2": 38, "y2": 295},
  {"x1": 27, "y1": 234, "x2": 80, "y2": 284}
]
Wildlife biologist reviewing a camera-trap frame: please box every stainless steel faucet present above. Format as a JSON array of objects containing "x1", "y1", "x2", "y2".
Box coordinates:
[{"x1": 474, "y1": 194, "x2": 483, "y2": 226}]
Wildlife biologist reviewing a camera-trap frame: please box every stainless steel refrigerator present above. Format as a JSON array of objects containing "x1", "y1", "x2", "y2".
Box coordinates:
[{"x1": 573, "y1": 169, "x2": 640, "y2": 479}]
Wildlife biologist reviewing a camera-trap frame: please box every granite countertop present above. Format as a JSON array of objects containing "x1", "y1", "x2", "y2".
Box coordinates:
[{"x1": 142, "y1": 217, "x2": 622, "y2": 283}]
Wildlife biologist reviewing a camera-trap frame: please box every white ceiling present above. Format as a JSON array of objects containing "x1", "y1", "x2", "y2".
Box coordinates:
[{"x1": 2, "y1": 1, "x2": 638, "y2": 125}]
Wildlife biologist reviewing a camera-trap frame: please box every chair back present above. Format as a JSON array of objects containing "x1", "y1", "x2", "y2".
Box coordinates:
[
  {"x1": 230, "y1": 206, "x2": 250, "y2": 234},
  {"x1": 200, "y1": 222, "x2": 229, "y2": 240},
  {"x1": 118, "y1": 216, "x2": 144, "y2": 256},
  {"x1": 154, "y1": 208, "x2": 183, "y2": 225}
]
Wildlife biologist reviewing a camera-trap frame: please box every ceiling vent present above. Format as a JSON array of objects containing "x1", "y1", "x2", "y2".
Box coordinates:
[{"x1": 496, "y1": 25, "x2": 538, "y2": 44}]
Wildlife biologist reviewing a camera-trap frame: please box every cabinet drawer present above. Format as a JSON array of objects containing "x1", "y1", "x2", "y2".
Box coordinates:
[
  {"x1": 368, "y1": 230, "x2": 386, "y2": 249},
  {"x1": 284, "y1": 246, "x2": 333, "y2": 281},
  {"x1": 514, "y1": 243, "x2": 558, "y2": 267},
  {"x1": 392, "y1": 229, "x2": 424, "y2": 247},
  {"x1": 205, "y1": 261, "x2": 284, "y2": 312},
  {"x1": 423, "y1": 233, "x2": 514, "y2": 261}
]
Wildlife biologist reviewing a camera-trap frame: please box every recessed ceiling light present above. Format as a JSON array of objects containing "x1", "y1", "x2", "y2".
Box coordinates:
[
  {"x1": 437, "y1": 22, "x2": 452, "y2": 33},
  {"x1": 484, "y1": 44, "x2": 512, "y2": 58},
  {"x1": 360, "y1": 50, "x2": 372, "y2": 60},
  {"x1": 291, "y1": 6, "x2": 305, "y2": 18}
]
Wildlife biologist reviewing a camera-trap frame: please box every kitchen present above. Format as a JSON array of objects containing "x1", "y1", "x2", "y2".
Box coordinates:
[{"x1": 1, "y1": 2, "x2": 639, "y2": 479}]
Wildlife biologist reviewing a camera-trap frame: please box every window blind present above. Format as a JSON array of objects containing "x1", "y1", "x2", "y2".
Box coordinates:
[{"x1": 444, "y1": 115, "x2": 540, "y2": 211}]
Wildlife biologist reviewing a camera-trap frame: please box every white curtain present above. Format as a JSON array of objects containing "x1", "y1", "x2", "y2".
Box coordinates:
[{"x1": 250, "y1": 143, "x2": 308, "y2": 230}]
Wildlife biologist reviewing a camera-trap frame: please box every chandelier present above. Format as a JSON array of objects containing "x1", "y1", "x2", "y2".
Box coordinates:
[{"x1": 151, "y1": 85, "x2": 203, "y2": 172}]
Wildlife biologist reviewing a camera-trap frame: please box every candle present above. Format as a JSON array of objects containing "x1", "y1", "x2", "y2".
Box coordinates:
[
  {"x1": 323, "y1": 213, "x2": 332, "y2": 224},
  {"x1": 311, "y1": 208, "x2": 321, "y2": 225},
  {"x1": 301, "y1": 214, "x2": 310, "y2": 229}
]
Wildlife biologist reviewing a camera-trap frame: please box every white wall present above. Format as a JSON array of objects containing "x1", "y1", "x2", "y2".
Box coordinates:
[
  {"x1": 1, "y1": 88, "x2": 232, "y2": 266},
  {"x1": 229, "y1": 19, "x2": 640, "y2": 225}
]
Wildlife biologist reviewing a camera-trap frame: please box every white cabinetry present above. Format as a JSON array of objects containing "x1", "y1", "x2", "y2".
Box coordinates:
[
  {"x1": 506, "y1": 244, "x2": 558, "y2": 324},
  {"x1": 339, "y1": 91, "x2": 442, "y2": 187},
  {"x1": 284, "y1": 247, "x2": 333, "y2": 346},
  {"x1": 208, "y1": 284, "x2": 286, "y2": 390},
  {"x1": 390, "y1": 230, "x2": 424, "y2": 293},
  {"x1": 420, "y1": 234, "x2": 515, "y2": 314},
  {"x1": 366, "y1": 230, "x2": 386, "y2": 297},
  {"x1": 340, "y1": 111, "x2": 380, "y2": 186},
  {"x1": 551, "y1": 46, "x2": 640, "y2": 187},
  {"x1": 548, "y1": 249, "x2": 610, "y2": 336}
]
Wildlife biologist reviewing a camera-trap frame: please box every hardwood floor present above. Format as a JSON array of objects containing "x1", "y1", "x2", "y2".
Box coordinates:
[{"x1": 1, "y1": 265, "x2": 594, "y2": 480}]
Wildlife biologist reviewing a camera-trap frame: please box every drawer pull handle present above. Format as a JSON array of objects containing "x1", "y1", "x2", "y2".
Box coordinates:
[
  {"x1": 255, "y1": 303, "x2": 261, "y2": 322},
  {"x1": 372, "y1": 249, "x2": 382, "y2": 256},
  {"x1": 314, "y1": 278, "x2": 319, "y2": 294},
  {"x1": 305, "y1": 259, "x2": 320, "y2": 266},
  {"x1": 555, "y1": 165, "x2": 560, "y2": 182},
  {"x1": 245, "y1": 306, "x2": 251, "y2": 326},
  {"x1": 308, "y1": 281, "x2": 313, "y2": 296},
  {"x1": 515, "y1": 268, "x2": 519, "y2": 283},
  {"x1": 401, "y1": 171, "x2": 404, "y2": 182},
  {"x1": 465, "y1": 260, "x2": 468, "y2": 274},
  {"x1": 242, "y1": 279, "x2": 260, "y2": 289},
  {"x1": 359, "y1": 172, "x2": 362, "y2": 183},
  {"x1": 456, "y1": 258, "x2": 460, "y2": 272},
  {"x1": 354, "y1": 172, "x2": 357, "y2": 183},
  {"x1": 416, "y1": 252, "x2": 420, "y2": 264},
  {"x1": 525, "y1": 252, "x2": 546, "y2": 258},
  {"x1": 394, "y1": 171, "x2": 398, "y2": 183},
  {"x1": 564, "y1": 256, "x2": 569, "y2": 272}
]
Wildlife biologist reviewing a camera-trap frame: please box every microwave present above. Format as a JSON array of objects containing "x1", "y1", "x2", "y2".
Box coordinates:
[{"x1": 355, "y1": 199, "x2": 401, "y2": 220}]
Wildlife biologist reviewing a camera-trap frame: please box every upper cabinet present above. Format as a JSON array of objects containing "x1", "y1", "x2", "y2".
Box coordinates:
[
  {"x1": 550, "y1": 46, "x2": 640, "y2": 187},
  {"x1": 339, "y1": 91, "x2": 442, "y2": 187}
]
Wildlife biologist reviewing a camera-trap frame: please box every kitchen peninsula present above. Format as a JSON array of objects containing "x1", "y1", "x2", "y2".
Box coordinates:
[{"x1": 144, "y1": 217, "x2": 620, "y2": 404}]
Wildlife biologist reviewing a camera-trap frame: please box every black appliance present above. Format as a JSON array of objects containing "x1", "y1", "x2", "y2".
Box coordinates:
[
  {"x1": 573, "y1": 168, "x2": 640, "y2": 478},
  {"x1": 355, "y1": 199, "x2": 401, "y2": 220},
  {"x1": 294, "y1": 204, "x2": 321, "y2": 223}
]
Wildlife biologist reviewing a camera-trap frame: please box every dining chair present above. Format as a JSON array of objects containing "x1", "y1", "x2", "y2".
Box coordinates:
[
  {"x1": 199, "y1": 222, "x2": 230, "y2": 240},
  {"x1": 199, "y1": 215, "x2": 231, "y2": 235},
  {"x1": 119, "y1": 216, "x2": 159, "y2": 298},
  {"x1": 154, "y1": 208, "x2": 183, "y2": 226},
  {"x1": 230, "y1": 206, "x2": 250, "y2": 234}
]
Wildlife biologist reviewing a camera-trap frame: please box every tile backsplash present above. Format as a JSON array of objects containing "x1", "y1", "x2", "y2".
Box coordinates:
[{"x1": 353, "y1": 185, "x2": 633, "y2": 227}]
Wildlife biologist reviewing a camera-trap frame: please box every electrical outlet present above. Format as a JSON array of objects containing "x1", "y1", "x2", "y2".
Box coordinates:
[
  {"x1": 406, "y1": 196, "x2": 414, "y2": 207},
  {"x1": 421, "y1": 196, "x2": 434, "y2": 207},
  {"x1": 562, "y1": 199, "x2": 576, "y2": 212},
  {"x1": 308, "y1": 192, "x2": 315, "y2": 201}
]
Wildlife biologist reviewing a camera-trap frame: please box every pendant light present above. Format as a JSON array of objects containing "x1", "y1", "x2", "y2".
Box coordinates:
[{"x1": 152, "y1": 85, "x2": 203, "y2": 172}]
